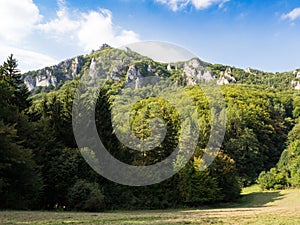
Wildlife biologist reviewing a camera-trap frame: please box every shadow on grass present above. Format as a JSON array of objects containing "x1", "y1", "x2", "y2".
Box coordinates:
[
  {"x1": 228, "y1": 191, "x2": 285, "y2": 208},
  {"x1": 173, "y1": 191, "x2": 286, "y2": 211},
  {"x1": 135, "y1": 192, "x2": 287, "y2": 214}
]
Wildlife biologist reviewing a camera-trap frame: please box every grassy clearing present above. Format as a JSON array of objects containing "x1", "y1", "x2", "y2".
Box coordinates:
[
  {"x1": 1, "y1": 188, "x2": 300, "y2": 225},
  {"x1": 241, "y1": 184, "x2": 261, "y2": 194}
]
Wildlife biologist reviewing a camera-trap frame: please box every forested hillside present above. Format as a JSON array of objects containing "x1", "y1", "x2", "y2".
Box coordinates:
[
  {"x1": 1, "y1": 47, "x2": 299, "y2": 211},
  {"x1": 258, "y1": 95, "x2": 300, "y2": 190}
]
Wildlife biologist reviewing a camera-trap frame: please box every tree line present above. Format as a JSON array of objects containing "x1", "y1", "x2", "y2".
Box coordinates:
[{"x1": 0, "y1": 55, "x2": 297, "y2": 211}]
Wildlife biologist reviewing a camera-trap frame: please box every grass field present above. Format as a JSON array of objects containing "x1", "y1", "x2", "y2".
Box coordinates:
[{"x1": 1, "y1": 187, "x2": 300, "y2": 225}]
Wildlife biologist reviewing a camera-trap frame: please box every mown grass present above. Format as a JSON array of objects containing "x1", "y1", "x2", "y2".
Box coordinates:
[
  {"x1": 1, "y1": 211, "x2": 300, "y2": 225},
  {"x1": 1, "y1": 187, "x2": 300, "y2": 225}
]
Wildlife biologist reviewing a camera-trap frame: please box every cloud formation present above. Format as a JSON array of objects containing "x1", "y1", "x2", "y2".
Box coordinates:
[
  {"x1": 156, "y1": 0, "x2": 229, "y2": 11},
  {"x1": 37, "y1": 1, "x2": 140, "y2": 51},
  {"x1": 0, "y1": 0, "x2": 140, "y2": 71},
  {"x1": 282, "y1": 7, "x2": 300, "y2": 21},
  {"x1": 0, "y1": 0, "x2": 41, "y2": 42},
  {"x1": 0, "y1": 45, "x2": 58, "y2": 72}
]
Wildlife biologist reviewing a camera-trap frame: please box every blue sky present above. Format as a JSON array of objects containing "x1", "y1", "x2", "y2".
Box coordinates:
[{"x1": 1, "y1": 0, "x2": 300, "y2": 72}]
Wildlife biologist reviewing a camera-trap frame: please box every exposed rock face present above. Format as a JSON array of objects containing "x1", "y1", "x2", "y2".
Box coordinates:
[
  {"x1": 27, "y1": 46, "x2": 298, "y2": 92},
  {"x1": 217, "y1": 77, "x2": 230, "y2": 85},
  {"x1": 24, "y1": 76, "x2": 35, "y2": 91},
  {"x1": 292, "y1": 80, "x2": 300, "y2": 90},
  {"x1": 35, "y1": 73, "x2": 57, "y2": 87},
  {"x1": 167, "y1": 64, "x2": 172, "y2": 71},
  {"x1": 126, "y1": 65, "x2": 142, "y2": 89},
  {"x1": 24, "y1": 69, "x2": 58, "y2": 91},
  {"x1": 244, "y1": 67, "x2": 252, "y2": 73},
  {"x1": 23, "y1": 56, "x2": 85, "y2": 91},
  {"x1": 224, "y1": 68, "x2": 236, "y2": 82},
  {"x1": 110, "y1": 65, "x2": 123, "y2": 81},
  {"x1": 217, "y1": 68, "x2": 236, "y2": 86},
  {"x1": 126, "y1": 65, "x2": 141, "y2": 82},
  {"x1": 291, "y1": 70, "x2": 300, "y2": 90},
  {"x1": 89, "y1": 58, "x2": 97, "y2": 78},
  {"x1": 183, "y1": 58, "x2": 213, "y2": 85},
  {"x1": 147, "y1": 65, "x2": 153, "y2": 72},
  {"x1": 71, "y1": 57, "x2": 84, "y2": 78}
]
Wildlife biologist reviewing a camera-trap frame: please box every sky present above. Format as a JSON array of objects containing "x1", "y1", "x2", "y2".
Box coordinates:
[{"x1": 1, "y1": 0, "x2": 300, "y2": 72}]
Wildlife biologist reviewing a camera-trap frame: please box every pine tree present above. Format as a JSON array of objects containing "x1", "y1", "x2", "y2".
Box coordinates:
[
  {"x1": 2, "y1": 54, "x2": 22, "y2": 88},
  {"x1": 1, "y1": 54, "x2": 31, "y2": 111}
]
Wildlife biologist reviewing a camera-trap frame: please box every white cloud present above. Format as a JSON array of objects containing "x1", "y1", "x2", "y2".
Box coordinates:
[
  {"x1": 155, "y1": 0, "x2": 229, "y2": 11},
  {"x1": 38, "y1": 2, "x2": 140, "y2": 51},
  {"x1": 0, "y1": 45, "x2": 58, "y2": 72},
  {"x1": 156, "y1": 0, "x2": 189, "y2": 11},
  {"x1": 77, "y1": 9, "x2": 140, "y2": 50},
  {"x1": 0, "y1": 0, "x2": 41, "y2": 42},
  {"x1": 37, "y1": 2, "x2": 80, "y2": 35},
  {"x1": 282, "y1": 7, "x2": 300, "y2": 21},
  {"x1": 0, "y1": 0, "x2": 140, "y2": 71},
  {"x1": 193, "y1": 0, "x2": 229, "y2": 9},
  {"x1": 0, "y1": 0, "x2": 55, "y2": 72}
]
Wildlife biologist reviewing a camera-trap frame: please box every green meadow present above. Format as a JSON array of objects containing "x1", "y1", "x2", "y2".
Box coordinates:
[{"x1": 1, "y1": 187, "x2": 300, "y2": 225}]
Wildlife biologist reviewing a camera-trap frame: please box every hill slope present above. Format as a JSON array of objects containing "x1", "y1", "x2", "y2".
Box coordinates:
[{"x1": 22, "y1": 44, "x2": 300, "y2": 93}]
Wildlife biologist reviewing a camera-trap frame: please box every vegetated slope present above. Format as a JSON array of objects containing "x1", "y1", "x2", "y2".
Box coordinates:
[
  {"x1": 258, "y1": 95, "x2": 300, "y2": 190},
  {"x1": 1, "y1": 46, "x2": 299, "y2": 211},
  {"x1": 22, "y1": 44, "x2": 300, "y2": 94}
]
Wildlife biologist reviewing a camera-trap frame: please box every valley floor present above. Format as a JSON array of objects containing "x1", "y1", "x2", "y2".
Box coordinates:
[{"x1": 1, "y1": 188, "x2": 300, "y2": 225}]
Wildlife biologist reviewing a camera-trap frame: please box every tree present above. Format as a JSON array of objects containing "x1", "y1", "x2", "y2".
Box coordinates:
[
  {"x1": 0, "y1": 57, "x2": 42, "y2": 209},
  {"x1": 1, "y1": 54, "x2": 21, "y2": 87},
  {"x1": 67, "y1": 180, "x2": 105, "y2": 211},
  {"x1": 1, "y1": 54, "x2": 30, "y2": 111}
]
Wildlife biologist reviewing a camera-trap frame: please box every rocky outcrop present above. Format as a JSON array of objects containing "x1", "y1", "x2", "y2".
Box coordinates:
[
  {"x1": 89, "y1": 58, "x2": 97, "y2": 78},
  {"x1": 217, "y1": 77, "x2": 230, "y2": 85},
  {"x1": 217, "y1": 68, "x2": 236, "y2": 86},
  {"x1": 23, "y1": 69, "x2": 58, "y2": 91},
  {"x1": 26, "y1": 46, "x2": 298, "y2": 93},
  {"x1": 126, "y1": 65, "x2": 141, "y2": 82},
  {"x1": 244, "y1": 67, "x2": 251, "y2": 73},
  {"x1": 23, "y1": 56, "x2": 85, "y2": 91},
  {"x1": 147, "y1": 65, "x2": 153, "y2": 72},
  {"x1": 293, "y1": 70, "x2": 300, "y2": 79},
  {"x1": 23, "y1": 76, "x2": 35, "y2": 91},
  {"x1": 183, "y1": 58, "x2": 213, "y2": 85},
  {"x1": 291, "y1": 70, "x2": 300, "y2": 90},
  {"x1": 126, "y1": 65, "x2": 142, "y2": 89}
]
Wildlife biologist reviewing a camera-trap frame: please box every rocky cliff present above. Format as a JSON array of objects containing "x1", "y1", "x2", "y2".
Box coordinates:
[
  {"x1": 23, "y1": 56, "x2": 85, "y2": 91},
  {"x1": 22, "y1": 45, "x2": 299, "y2": 92}
]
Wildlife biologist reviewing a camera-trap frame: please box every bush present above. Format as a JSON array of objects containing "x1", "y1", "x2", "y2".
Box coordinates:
[
  {"x1": 257, "y1": 171, "x2": 276, "y2": 190},
  {"x1": 67, "y1": 180, "x2": 105, "y2": 211}
]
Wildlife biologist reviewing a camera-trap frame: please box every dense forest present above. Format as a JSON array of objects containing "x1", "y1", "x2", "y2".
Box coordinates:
[{"x1": 0, "y1": 48, "x2": 300, "y2": 211}]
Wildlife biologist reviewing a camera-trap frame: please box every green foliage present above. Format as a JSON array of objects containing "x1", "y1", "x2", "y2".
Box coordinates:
[
  {"x1": 0, "y1": 56, "x2": 42, "y2": 209},
  {"x1": 209, "y1": 151, "x2": 241, "y2": 201},
  {"x1": 0, "y1": 54, "x2": 31, "y2": 111},
  {"x1": 258, "y1": 116, "x2": 300, "y2": 190},
  {"x1": 210, "y1": 63, "x2": 295, "y2": 90},
  {"x1": 67, "y1": 180, "x2": 105, "y2": 211},
  {"x1": 178, "y1": 163, "x2": 222, "y2": 205},
  {"x1": 2, "y1": 51, "x2": 299, "y2": 211},
  {"x1": 0, "y1": 120, "x2": 42, "y2": 209}
]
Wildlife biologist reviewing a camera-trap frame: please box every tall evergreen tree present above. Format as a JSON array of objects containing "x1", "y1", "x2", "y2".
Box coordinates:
[{"x1": 1, "y1": 54, "x2": 31, "y2": 111}]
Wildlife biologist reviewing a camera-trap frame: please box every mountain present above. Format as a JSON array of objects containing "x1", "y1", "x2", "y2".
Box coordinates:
[
  {"x1": 22, "y1": 44, "x2": 300, "y2": 93},
  {"x1": 3, "y1": 44, "x2": 299, "y2": 210}
]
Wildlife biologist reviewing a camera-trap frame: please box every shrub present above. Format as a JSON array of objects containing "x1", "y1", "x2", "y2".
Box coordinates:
[
  {"x1": 257, "y1": 171, "x2": 276, "y2": 190},
  {"x1": 67, "y1": 180, "x2": 105, "y2": 211}
]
